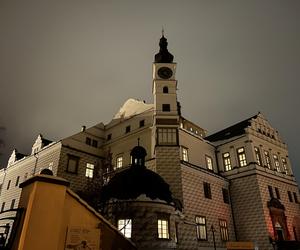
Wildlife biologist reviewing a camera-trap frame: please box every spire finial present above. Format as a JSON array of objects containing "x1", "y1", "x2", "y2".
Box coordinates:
[{"x1": 162, "y1": 26, "x2": 164, "y2": 37}]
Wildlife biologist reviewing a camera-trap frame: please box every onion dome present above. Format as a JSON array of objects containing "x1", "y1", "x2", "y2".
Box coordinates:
[
  {"x1": 154, "y1": 34, "x2": 174, "y2": 63},
  {"x1": 99, "y1": 146, "x2": 173, "y2": 204}
]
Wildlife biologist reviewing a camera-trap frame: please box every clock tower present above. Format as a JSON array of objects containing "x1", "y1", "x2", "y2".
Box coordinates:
[{"x1": 152, "y1": 34, "x2": 183, "y2": 204}]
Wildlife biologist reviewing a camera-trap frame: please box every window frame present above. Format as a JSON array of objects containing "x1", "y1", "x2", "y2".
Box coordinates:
[
  {"x1": 182, "y1": 147, "x2": 189, "y2": 162},
  {"x1": 205, "y1": 155, "x2": 213, "y2": 171},
  {"x1": 237, "y1": 147, "x2": 247, "y2": 167},
  {"x1": 116, "y1": 155, "x2": 123, "y2": 169},
  {"x1": 118, "y1": 218, "x2": 132, "y2": 238},
  {"x1": 219, "y1": 219, "x2": 229, "y2": 241},
  {"x1": 66, "y1": 155, "x2": 79, "y2": 174},
  {"x1": 222, "y1": 152, "x2": 232, "y2": 171},
  {"x1": 157, "y1": 217, "x2": 170, "y2": 239},
  {"x1": 85, "y1": 163, "x2": 94, "y2": 178},
  {"x1": 157, "y1": 128, "x2": 178, "y2": 145},
  {"x1": 195, "y1": 216, "x2": 207, "y2": 241},
  {"x1": 203, "y1": 182, "x2": 212, "y2": 199}
]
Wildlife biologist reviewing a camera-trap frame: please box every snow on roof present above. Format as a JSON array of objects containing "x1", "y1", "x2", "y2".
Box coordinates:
[{"x1": 113, "y1": 99, "x2": 153, "y2": 119}]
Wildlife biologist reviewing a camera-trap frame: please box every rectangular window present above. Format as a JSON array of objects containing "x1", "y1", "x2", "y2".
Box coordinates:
[
  {"x1": 67, "y1": 155, "x2": 79, "y2": 174},
  {"x1": 203, "y1": 182, "x2": 212, "y2": 199},
  {"x1": 219, "y1": 220, "x2": 229, "y2": 241},
  {"x1": 288, "y1": 191, "x2": 293, "y2": 202},
  {"x1": 182, "y1": 147, "x2": 188, "y2": 162},
  {"x1": 222, "y1": 188, "x2": 230, "y2": 204},
  {"x1": 92, "y1": 139, "x2": 98, "y2": 148},
  {"x1": 118, "y1": 219, "x2": 132, "y2": 238},
  {"x1": 265, "y1": 151, "x2": 272, "y2": 169},
  {"x1": 157, "y1": 128, "x2": 177, "y2": 145},
  {"x1": 195, "y1": 216, "x2": 207, "y2": 240},
  {"x1": 237, "y1": 147, "x2": 247, "y2": 167},
  {"x1": 205, "y1": 156, "x2": 213, "y2": 171},
  {"x1": 116, "y1": 156, "x2": 123, "y2": 169},
  {"x1": 273, "y1": 154, "x2": 280, "y2": 172},
  {"x1": 125, "y1": 126, "x2": 131, "y2": 134},
  {"x1": 275, "y1": 187, "x2": 280, "y2": 200},
  {"x1": 157, "y1": 219, "x2": 169, "y2": 239},
  {"x1": 282, "y1": 158, "x2": 288, "y2": 174},
  {"x1": 107, "y1": 134, "x2": 112, "y2": 141},
  {"x1": 15, "y1": 176, "x2": 20, "y2": 187},
  {"x1": 268, "y1": 185, "x2": 274, "y2": 198},
  {"x1": 222, "y1": 152, "x2": 232, "y2": 171},
  {"x1": 254, "y1": 147, "x2": 262, "y2": 166},
  {"x1": 7, "y1": 180, "x2": 11, "y2": 190},
  {"x1": 293, "y1": 192, "x2": 299, "y2": 203},
  {"x1": 10, "y1": 199, "x2": 15, "y2": 209},
  {"x1": 86, "y1": 137, "x2": 91, "y2": 145},
  {"x1": 139, "y1": 120, "x2": 145, "y2": 128},
  {"x1": 162, "y1": 104, "x2": 170, "y2": 112},
  {"x1": 85, "y1": 163, "x2": 94, "y2": 178},
  {"x1": 1, "y1": 202, "x2": 5, "y2": 212}
]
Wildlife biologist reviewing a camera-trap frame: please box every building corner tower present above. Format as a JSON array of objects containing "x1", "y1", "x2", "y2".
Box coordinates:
[{"x1": 152, "y1": 34, "x2": 183, "y2": 205}]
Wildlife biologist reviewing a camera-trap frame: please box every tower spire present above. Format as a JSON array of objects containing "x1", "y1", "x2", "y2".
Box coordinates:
[{"x1": 154, "y1": 30, "x2": 174, "y2": 63}]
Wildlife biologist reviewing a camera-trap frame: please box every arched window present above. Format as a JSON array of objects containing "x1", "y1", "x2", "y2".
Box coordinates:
[{"x1": 163, "y1": 86, "x2": 169, "y2": 93}]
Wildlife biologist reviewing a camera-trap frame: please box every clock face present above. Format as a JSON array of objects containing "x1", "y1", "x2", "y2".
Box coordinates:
[{"x1": 158, "y1": 67, "x2": 173, "y2": 79}]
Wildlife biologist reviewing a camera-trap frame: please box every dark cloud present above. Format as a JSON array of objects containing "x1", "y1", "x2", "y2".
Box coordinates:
[{"x1": 1, "y1": 0, "x2": 300, "y2": 182}]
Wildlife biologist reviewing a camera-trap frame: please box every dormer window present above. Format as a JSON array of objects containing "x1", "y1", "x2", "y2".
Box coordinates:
[{"x1": 163, "y1": 86, "x2": 169, "y2": 93}]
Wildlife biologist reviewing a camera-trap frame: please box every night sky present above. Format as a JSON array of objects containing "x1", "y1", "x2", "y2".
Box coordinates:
[{"x1": 1, "y1": 1, "x2": 300, "y2": 182}]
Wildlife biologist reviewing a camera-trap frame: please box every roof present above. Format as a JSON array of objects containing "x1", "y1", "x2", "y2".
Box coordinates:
[
  {"x1": 41, "y1": 138, "x2": 53, "y2": 146},
  {"x1": 113, "y1": 98, "x2": 153, "y2": 120},
  {"x1": 205, "y1": 114, "x2": 258, "y2": 142}
]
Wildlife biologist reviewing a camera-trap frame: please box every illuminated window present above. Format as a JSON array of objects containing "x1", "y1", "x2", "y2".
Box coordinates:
[
  {"x1": 222, "y1": 153, "x2": 232, "y2": 171},
  {"x1": 282, "y1": 158, "x2": 288, "y2": 174},
  {"x1": 67, "y1": 155, "x2": 79, "y2": 174},
  {"x1": 118, "y1": 219, "x2": 132, "y2": 238},
  {"x1": 254, "y1": 147, "x2": 262, "y2": 166},
  {"x1": 264, "y1": 151, "x2": 271, "y2": 169},
  {"x1": 205, "y1": 156, "x2": 213, "y2": 171},
  {"x1": 195, "y1": 216, "x2": 207, "y2": 240},
  {"x1": 237, "y1": 147, "x2": 247, "y2": 167},
  {"x1": 85, "y1": 163, "x2": 94, "y2": 178},
  {"x1": 273, "y1": 154, "x2": 280, "y2": 172},
  {"x1": 116, "y1": 156, "x2": 123, "y2": 169},
  {"x1": 158, "y1": 218, "x2": 169, "y2": 239},
  {"x1": 182, "y1": 147, "x2": 188, "y2": 162},
  {"x1": 203, "y1": 182, "x2": 212, "y2": 199},
  {"x1": 219, "y1": 220, "x2": 229, "y2": 241},
  {"x1": 157, "y1": 128, "x2": 177, "y2": 145}
]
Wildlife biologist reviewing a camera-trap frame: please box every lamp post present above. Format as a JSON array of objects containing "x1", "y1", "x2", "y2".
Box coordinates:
[{"x1": 211, "y1": 224, "x2": 216, "y2": 250}]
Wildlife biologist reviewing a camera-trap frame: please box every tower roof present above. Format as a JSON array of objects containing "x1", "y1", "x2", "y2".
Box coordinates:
[{"x1": 154, "y1": 34, "x2": 174, "y2": 63}]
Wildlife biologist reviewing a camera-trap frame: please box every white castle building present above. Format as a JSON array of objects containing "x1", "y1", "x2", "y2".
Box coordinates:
[{"x1": 0, "y1": 34, "x2": 299, "y2": 250}]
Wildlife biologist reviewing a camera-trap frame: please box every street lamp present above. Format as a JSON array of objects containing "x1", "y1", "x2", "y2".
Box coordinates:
[{"x1": 211, "y1": 224, "x2": 216, "y2": 250}]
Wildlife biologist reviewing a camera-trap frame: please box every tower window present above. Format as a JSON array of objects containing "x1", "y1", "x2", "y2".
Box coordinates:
[
  {"x1": 139, "y1": 120, "x2": 145, "y2": 128},
  {"x1": 195, "y1": 216, "x2": 207, "y2": 240},
  {"x1": 162, "y1": 104, "x2": 170, "y2": 112},
  {"x1": 163, "y1": 86, "x2": 169, "y2": 93},
  {"x1": 282, "y1": 158, "x2": 288, "y2": 174},
  {"x1": 157, "y1": 128, "x2": 177, "y2": 145},
  {"x1": 264, "y1": 151, "x2": 272, "y2": 169},
  {"x1": 157, "y1": 218, "x2": 169, "y2": 239},
  {"x1": 293, "y1": 192, "x2": 299, "y2": 203},
  {"x1": 288, "y1": 191, "x2": 293, "y2": 202},
  {"x1": 125, "y1": 125, "x2": 131, "y2": 133},
  {"x1": 118, "y1": 219, "x2": 132, "y2": 238},
  {"x1": 86, "y1": 137, "x2": 91, "y2": 145},
  {"x1": 237, "y1": 147, "x2": 247, "y2": 167},
  {"x1": 85, "y1": 163, "x2": 94, "y2": 178},
  {"x1": 273, "y1": 154, "x2": 280, "y2": 172},
  {"x1": 223, "y1": 153, "x2": 232, "y2": 171}
]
